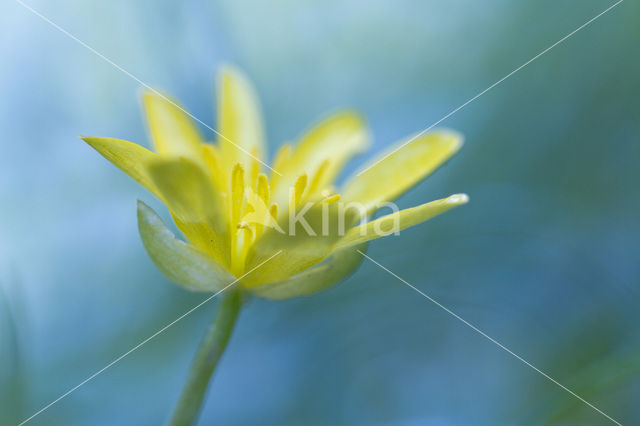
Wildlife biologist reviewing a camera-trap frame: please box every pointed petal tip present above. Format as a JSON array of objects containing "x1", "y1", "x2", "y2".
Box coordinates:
[
  {"x1": 81, "y1": 136, "x2": 104, "y2": 148},
  {"x1": 81, "y1": 135, "x2": 113, "y2": 146}
]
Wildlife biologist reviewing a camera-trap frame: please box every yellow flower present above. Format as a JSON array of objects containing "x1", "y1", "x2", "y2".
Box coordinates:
[{"x1": 83, "y1": 66, "x2": 467, "y2": 299}]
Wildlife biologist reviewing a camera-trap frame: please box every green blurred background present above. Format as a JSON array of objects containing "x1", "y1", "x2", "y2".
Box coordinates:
[{"x1": 1, "y1": 0, "x2": 639, "y2": 424}]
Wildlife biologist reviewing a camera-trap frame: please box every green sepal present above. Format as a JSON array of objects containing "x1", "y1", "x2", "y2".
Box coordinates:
[{"x1": 137, "y1": 200, "x2": 234, "y2": 292}]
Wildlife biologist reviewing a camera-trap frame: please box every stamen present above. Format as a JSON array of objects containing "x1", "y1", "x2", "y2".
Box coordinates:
[
  {"x1": 233, "y1": 224, "x2": 253, "y2": 273},
  {"x1": 231, "y1": 163, "x2": 245, "y2": 224},
  {"x1": 269, "y1": 203, "x2": 278, "y2": 220},
  {"x1": 305, "y1": 159, "x2": 330, "y2": 197},
  {"x1": 256, "y1": 173, "x2": 270, "y2": 205},
  {"x1": 247, "y1": 147, "x2": 260, "y2": 188},
  {"x1": 294, "y1": 174, "x2": 307, "y2": 205},
  {"x1": 323, "y1": 194, "x2": 341, "y2": 204}
]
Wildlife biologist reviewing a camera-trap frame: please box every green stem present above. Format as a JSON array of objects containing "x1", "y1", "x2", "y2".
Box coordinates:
[{"x1": 169, "y1": 289, "x2": 243, "y2": 426}]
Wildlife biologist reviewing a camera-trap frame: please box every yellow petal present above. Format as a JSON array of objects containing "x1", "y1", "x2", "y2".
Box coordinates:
[
  {"x1": 217, "y1": 65, "x2": 266, "y2": 170},
  {"x1": 271, "y1": 143, "x2": 292, "y2": 174},
  {"x1": 147, "y1": 157, "x2": 229, "y2": 264},
  {"x1": 248, "y1": 245, "x2": 366, "y2": 299},
  {"x1": 82, "y1": 136, "x2": 161, "y2": 198},
  {"x1": 202, "y1": 143, "x2": 226, "y2": 191},
  {"x1": 334, "y1": 194, "x2": 468, "y2": 250},
  {"x1": 342, "y1": 130, "x2": 463, "y2": 213},
  {"x1": 242, "y1": 201, "x2": 360, "y2": 286},
  {"x1": 271, "y1": 112, "x2": 369, "y2": 206},
  {"x1": 142, "y1": 90, "x2": 205, "y2": 162},
  {"x1": 137, "y1": 201, "x2": 234, "y2": 292}
]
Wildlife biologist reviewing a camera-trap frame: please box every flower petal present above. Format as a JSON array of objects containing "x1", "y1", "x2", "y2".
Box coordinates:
[
  {"x1": 142, "y1": 90, "x2": 205, "y2": 162},
  {"x1": 217, "y1": 65, "x2": 266, "y2": 169},
  {"x1": 82, "y1": 136, "x2": 161, "y2": 198},
  {"x1": 242, "y1": 201, "x2": 360, "y2": 286},
  {"x1": 334, "y1": 194, "x2": 468, "y2": 250},
  {"x1": 147, "y1": 157, "x2": 230, "y2": 265},
  {"x1": 247, "y1": 245, "x2": 366, "y2": 300},
  {"x1": 342, "y1": 130, "x2": 462, "y2": 213},
  {"x1": 137, "y1": 200, "x2": 234, "y2": 292},
  {"x1": 271, "y1": 112, "x2": 369, "y2": 205}
]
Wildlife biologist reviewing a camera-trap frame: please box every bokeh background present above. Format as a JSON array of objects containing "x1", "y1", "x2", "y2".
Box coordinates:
[{"x1": 1, "y1": 0, "x2": 639, "y2": 424}]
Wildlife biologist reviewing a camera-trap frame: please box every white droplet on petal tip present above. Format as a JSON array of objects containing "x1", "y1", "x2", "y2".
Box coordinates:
[
  {"x1": 449, "y1": 134, "x2": 464, "y2": 150},
  {"x1": 448, "y1": 194, "x2": 469, "y2": 204}
]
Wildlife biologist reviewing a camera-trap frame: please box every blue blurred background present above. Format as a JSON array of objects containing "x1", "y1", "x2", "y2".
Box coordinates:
[{"x1": 1, "y1": 0, "x2": 639, "y2": 424}]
